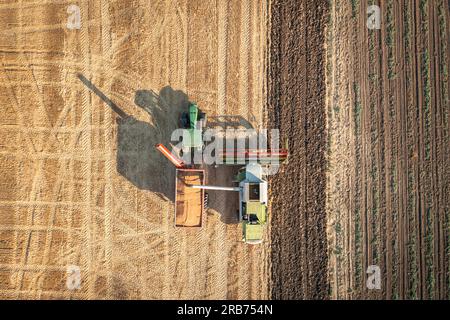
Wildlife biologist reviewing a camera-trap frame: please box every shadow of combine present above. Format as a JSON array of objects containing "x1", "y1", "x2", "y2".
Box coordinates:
[
  {"x1": 78, "y1": 74, "x2": 257, "y2": 225},
  {"x1": 77, "y1": 74, "x2": 187, "y2": 202},
  {"x1": 205, "y1": 165, "x2": 241, "y2": 225}
]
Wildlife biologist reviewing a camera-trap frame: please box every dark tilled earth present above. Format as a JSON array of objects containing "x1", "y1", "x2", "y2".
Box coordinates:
[{"x1": 268, "y1": 0, "x2": 329, "y2": 299}]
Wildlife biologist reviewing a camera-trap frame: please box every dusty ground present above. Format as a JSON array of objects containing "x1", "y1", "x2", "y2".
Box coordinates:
[
  {"x1": 326, "y1": 0, "x2": 449, "y2": 299},
  {"x1": 0, "y1": 0, "x2": 269, "y2": 299}
]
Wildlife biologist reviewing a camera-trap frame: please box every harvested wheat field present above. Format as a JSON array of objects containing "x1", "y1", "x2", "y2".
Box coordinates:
[{"x1": 0, "y1": 0, "x2": 269, "y2": 299}]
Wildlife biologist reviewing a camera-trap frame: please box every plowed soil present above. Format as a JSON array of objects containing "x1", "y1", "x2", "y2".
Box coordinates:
[{"x1": 268, "y1": 0, "x2": 329, "y2": 299}]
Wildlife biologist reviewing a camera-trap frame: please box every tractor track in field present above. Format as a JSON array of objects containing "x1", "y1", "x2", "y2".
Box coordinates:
[
  {"x1": 268, "y1": 0, "x2": 329, "y2": 299},
  {"x1": 100, "y1": 0, "x2": 114, "y2": 299}
]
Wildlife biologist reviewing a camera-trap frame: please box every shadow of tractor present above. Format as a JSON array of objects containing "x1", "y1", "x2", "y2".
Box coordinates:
[{"x1": 117, "y1": 87, "x2": 188, "y2": 202}]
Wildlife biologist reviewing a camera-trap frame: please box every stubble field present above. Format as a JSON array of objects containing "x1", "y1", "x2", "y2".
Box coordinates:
[{"x1": 0, "y1": 0, "x2": 269, "y2": 299}]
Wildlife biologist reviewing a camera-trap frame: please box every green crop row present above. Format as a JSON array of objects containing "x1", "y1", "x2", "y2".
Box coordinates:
[
  {"x1": 386, "y1": 0, "x2": 396, "y2": 80},
  {"x1": 403, "y1": 0, "x2": 419, "y2": 299},
  {"x1": 420, "y1": 0, "x2": 435, "y2": 298},
  {"x1": 353, "y1": 79, "x2": 363, "y2": 293},
  {"x1": 437, "y1": 0, "x2": 450, "y2": 299},
  {"x1": 437, "y1": 1, "x2": 449, "y2": 144},
  {"x1": 353, "y1": 83, "x2": 362, "y2": 136},
  {"x1": 422, "y1": 49, "x2": 431, "y2": 161},
  {"x1": 351, "y1": 0, "x2": 360, "y2": 19}
]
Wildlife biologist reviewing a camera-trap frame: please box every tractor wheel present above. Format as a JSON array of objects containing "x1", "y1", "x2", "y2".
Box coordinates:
[{"x1": 180, "y1": 112, "x2": 189, "y2": 128}]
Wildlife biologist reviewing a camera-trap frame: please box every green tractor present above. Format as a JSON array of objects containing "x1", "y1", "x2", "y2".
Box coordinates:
[{"x1": 180, "y1": 102, "x2": 207, "y2": 153}]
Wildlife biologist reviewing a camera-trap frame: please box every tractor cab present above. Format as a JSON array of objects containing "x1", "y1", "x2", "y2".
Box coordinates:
[
  {"x1": 238, "y1": 164, "x2": 268, "y2": 244},
  {"x1": 180, "y1": 102, "x2": 206, "y2": 153}
]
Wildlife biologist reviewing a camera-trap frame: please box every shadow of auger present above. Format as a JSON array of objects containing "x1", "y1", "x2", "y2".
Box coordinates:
[
  {"x1": 208, "y1": 115, "x2": 254, "y2": 129},
  {"x1": 77, "y1": 73, "x2": 128, "y2": 119}
]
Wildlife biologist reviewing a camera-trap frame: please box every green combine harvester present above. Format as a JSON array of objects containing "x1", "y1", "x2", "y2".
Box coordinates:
[
  {"x1": 236, "y1": 163, "x2": 268, "y2": 244},
  {"x1": 189, "y1": 163, "x2": 269, "y2": 244}
]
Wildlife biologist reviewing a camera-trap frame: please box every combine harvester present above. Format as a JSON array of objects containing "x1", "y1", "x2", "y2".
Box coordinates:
[
  {"x1": 189, "y1": 163, "x2": 270, "y2": 244},
  {"x1": 156, "y1": 103, "x2": 287, "y2": 244}
]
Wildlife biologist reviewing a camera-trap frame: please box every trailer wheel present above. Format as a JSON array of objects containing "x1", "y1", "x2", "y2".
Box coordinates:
[
  {"x1": 198, "y1": 112, "x2": 207, "y2": 127},
  {"x1": 204, "y1": 192, "x2": 209, "y2": 209}
]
